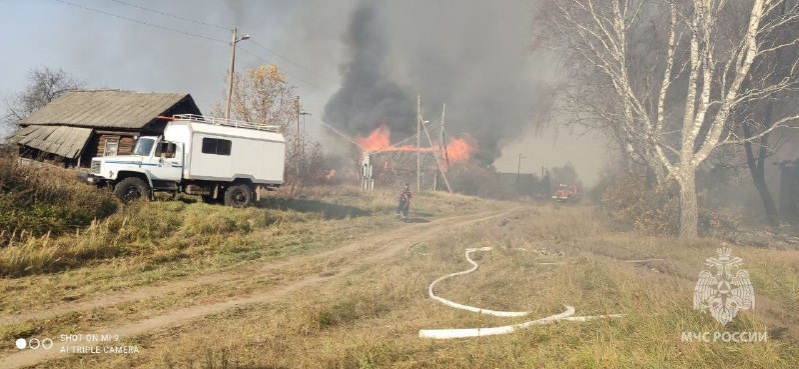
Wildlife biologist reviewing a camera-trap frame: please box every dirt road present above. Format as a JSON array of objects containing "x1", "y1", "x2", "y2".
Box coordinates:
[{"x1": 0, "y1": 209, "x2": 515, "y2": 369}]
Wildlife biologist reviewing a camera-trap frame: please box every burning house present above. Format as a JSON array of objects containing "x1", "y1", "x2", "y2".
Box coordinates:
[
  {"x1": 354, "y1": 124, "x2": 475, "y2": 190},
  {"x1": 6, "y1": 90, "x2": 201, "y2": 167}
]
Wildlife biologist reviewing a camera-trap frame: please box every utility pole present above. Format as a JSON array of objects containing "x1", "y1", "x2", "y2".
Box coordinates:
[
  {"x1": 440, "y1": 103, "x2": 447, "y2": 167},
  {"x1": 435, "y1": 104, "x2": 446, "y2": 191},
  {"x1": 295, "y1": 96, "x2": 302, "y2": 176},
  {"x1": 416, "y1": 95, "x2": 421, "y2": 193},
  {"x1": 225, "y1": 28, "x2": 249, "y2": 120},
  {"x1": 300, "y1": 111, "x2": 311, "y2": 158},
  {"x1": 421, "y1": 117, "x2": 453, "y2": 193},
  {"x1": 516, "y1": 154, "x2": 526, "y2": 186}
]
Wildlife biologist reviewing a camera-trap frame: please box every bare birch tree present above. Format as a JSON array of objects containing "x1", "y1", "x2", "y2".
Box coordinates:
[{"x1": 545, "y1": 0, "x2": 799, "y2": 236}]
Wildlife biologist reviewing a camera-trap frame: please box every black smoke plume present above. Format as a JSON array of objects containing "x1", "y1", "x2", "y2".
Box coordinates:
[{"x1": 323, "y1": 0, "x2": 547, "y2": 163}]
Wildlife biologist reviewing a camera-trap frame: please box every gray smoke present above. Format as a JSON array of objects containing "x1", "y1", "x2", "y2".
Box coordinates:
[
  {"x1": 323, "y1": 0, "x2": 546, "y2": 163},
  {"x1": 324, "y1": 1, "x2": 415, "y2": 139},
  {"x1": 5, "y1": 0, "x2": 550, "y2": 164}
]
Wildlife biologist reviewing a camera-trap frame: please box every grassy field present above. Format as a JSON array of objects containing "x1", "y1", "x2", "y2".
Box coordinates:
[{"x1": 1, "y1": 182, "x2": 798, "y2": 368}]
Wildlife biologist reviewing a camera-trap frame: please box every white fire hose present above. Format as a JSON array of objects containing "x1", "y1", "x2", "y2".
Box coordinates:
[{"x1": 419, "y1": 247, "x2": 626, "y2": 339}]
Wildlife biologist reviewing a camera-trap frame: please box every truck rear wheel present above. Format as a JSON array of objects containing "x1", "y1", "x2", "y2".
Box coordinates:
[
  {"x1": 224, "y1": 184, "x2": 253, "y2": 207},
  {"x1": 114, "y1": 177, "x2": 150, "y2": 204}
]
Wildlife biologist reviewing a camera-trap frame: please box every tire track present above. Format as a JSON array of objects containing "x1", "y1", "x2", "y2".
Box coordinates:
[
  {"x1": 0, "y1": 208, "x2": 517, "y2": 369},
  {"x1": 0, "y1": 211, "x2": 496, "y2": 326}
]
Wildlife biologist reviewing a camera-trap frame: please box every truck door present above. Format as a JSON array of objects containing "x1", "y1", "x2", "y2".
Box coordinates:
[{"x1": 150, "y1": 141, "x2": 183, "y2": 182}]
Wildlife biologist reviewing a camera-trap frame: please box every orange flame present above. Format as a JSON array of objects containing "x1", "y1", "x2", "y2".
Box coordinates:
[
  {"x1": 443, "y1": 137, "x2": 475, "y2": 163},
  {"x1": 355, "y1": 125, "x2": 391, "y2": 152},
  {"x1": 355, "y1": 125, "x2": 434, "y2": 153},
  {"x1": 323, "y1": 169, "x2": 336, "y2": 180},
  {"x1": 356, "y1": 124, "x2": 475, "y2": 164}
]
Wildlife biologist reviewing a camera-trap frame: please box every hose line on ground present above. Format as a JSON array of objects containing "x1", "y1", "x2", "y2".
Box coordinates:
[{"x1": 419, "y1": 247, "x2": 626, "y2": 339}]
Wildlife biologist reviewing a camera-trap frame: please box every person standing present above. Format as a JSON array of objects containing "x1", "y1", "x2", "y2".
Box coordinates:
[{"x1": 396, "y1": 183, "x2": 412, "y2": 220}]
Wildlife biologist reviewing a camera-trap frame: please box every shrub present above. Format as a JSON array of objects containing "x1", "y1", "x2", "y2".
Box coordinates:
[{"x1": 600, "y1": 176, "x2": 741, "y2": 236}]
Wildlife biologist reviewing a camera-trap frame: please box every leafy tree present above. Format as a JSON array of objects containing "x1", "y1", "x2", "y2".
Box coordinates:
[
  {"x1": 214, "y1": 65, "x2": 327, "y2": 186},
  {"x1": 217, "y1": 65, "x2": 297, "y2": 132}
]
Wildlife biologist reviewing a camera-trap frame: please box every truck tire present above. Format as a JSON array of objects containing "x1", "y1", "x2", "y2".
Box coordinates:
[
  {"x1": 114, "y1": 177, "x2": 150, "y2": 204},
  {"x1": 224, "y1": 184, "x2": 253, "y2": 207}
]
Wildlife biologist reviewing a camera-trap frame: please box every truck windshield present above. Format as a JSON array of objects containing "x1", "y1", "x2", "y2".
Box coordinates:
[{"x1": 133, "y1": 138, "x2": 155, "y2": 156}]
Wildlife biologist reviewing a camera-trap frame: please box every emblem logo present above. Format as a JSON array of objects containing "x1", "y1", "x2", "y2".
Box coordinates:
[{"x1": 693, "y1": 247, "x2": 754, "y2": 326}]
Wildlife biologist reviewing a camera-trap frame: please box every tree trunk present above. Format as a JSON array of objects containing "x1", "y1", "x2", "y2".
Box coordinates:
[
  {"x1": 677, "y1": 170, "x2": 699, "y2": 237},
  {"x1": 742, "y1": 103, "x2": 779, "y2": 226},
  {"x1": 739, "y1": 0, "x2": 785, "y2": 227},
  {"x1": 743, "y1": 133, "x2": 779, "y2": 226},
  {"x1": 645, "y1": 166, "x2": 657, "y2": 189}
]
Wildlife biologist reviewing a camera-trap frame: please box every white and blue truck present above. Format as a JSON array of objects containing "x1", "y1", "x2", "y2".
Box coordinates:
[{"x1": 83, "y1": 114, "x2": 286, "y2": 207}]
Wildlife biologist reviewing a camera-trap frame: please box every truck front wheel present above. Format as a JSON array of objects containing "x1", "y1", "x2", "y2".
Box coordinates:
[
  {"x1": 114, "y1": 177, "x2": 150, "y2": 204},
  {"x1": 224, "y1": 184, "x2": 253, "y2": 207}
]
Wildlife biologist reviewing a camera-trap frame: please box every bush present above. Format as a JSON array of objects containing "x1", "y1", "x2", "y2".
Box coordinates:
[
  {"x1": 0, "y1": 153, "x2": 118, "y2": 244},
  {"x1": 600, "y1": 176, "x2": 741, "y2": 236}
]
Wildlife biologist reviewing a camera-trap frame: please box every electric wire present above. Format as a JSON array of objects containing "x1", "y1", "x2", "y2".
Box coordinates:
[
  {"x1": 52, "y1": 0, "x2": 339, "y2": 96},
  {"x1": 237, "y1": 46, "x2": 336, "y2": 95},
  {"x1": 52, "y1": 0, "x2": 228, "y2": 44},
  {"x1": 105, "y1": 1, "x2": 340, "y2": 86},
  {"x1": 250, "y1": 40, "x2": 339, "y2": 84},
  {"x1": 107, "y1": 0, "x2": 232, "y2": 30},
  {"x1": 49, "y1": 0, "x2": 426, "y2": 147}
]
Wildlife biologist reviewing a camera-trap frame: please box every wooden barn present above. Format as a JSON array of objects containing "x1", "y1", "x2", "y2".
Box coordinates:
[{"x1": 5, "y1": 89, "x2": 201, "y2": 167}]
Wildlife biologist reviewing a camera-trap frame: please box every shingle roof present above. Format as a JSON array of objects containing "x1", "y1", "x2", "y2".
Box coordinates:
[
  {"x1": 18, "y1": 90, "x2": 200, "y2": 129},
  {"x1": 6, "y1": 125, "x2": 93, "y2": 159}
]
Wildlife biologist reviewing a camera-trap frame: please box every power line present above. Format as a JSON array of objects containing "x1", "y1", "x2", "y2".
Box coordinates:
[
  {"x1": 52, "y1": 0, "x2": 340, "y2": 98},
  {"x1": 51, "y1": 0, "x2": 336, "y2": 96},
  {"x1": 313, "y1": 116, "x2": 442, "y2": 154},
  {"x1": 237, "y1": 46, "x2": 336, "y2": 95},
  {"x1": 389, "y1": 119, "x2": 443, "y2": 148},
  {"x1": 250, "y1": 40, "x2": 339, "y2": 84},
  {"x1": 51, "y1": 0, "x2": 228, "y2": 44},
  {"x1": 314, "y1": 116, "x2": 364, "y2": 150},
  {"x1": 107, "y1": 0, "x2": 232, "y2": 31},
  {"x1": 50, "y1": 0, "x2": 354, "y2": 135},
  {"x1": 105, "y1": 0, "x2": 341, "y2": 88}
]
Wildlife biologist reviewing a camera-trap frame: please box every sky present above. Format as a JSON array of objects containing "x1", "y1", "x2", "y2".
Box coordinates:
[{"x1": 0, "y1": 0, "x2": 607, "y2": 185}]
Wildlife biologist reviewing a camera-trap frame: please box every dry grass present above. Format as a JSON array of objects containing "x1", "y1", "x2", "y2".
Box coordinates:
[
  {"x1": 0, "y1": 186, "x2": 484, "y2": 320},
  {"x1": 31, "y1": 203, "x2": 799, "y2": 369},
  {"x1": 0, "y1": 183, "x2": 413, "y2": 278},
  {"x1": 0, "y1": 154, "x2": 118, "y2": 243}
]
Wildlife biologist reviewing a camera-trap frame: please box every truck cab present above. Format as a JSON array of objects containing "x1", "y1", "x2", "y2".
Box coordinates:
[
  {"x1": 88, "y1": 136, "x2": 183, "y2": 200},
  {"x1": 552, "y1": 184, "x2": 581, "y2": 203},
  {"x1": 85, "y1": 114, "x2": 285, "y2": 207}
]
